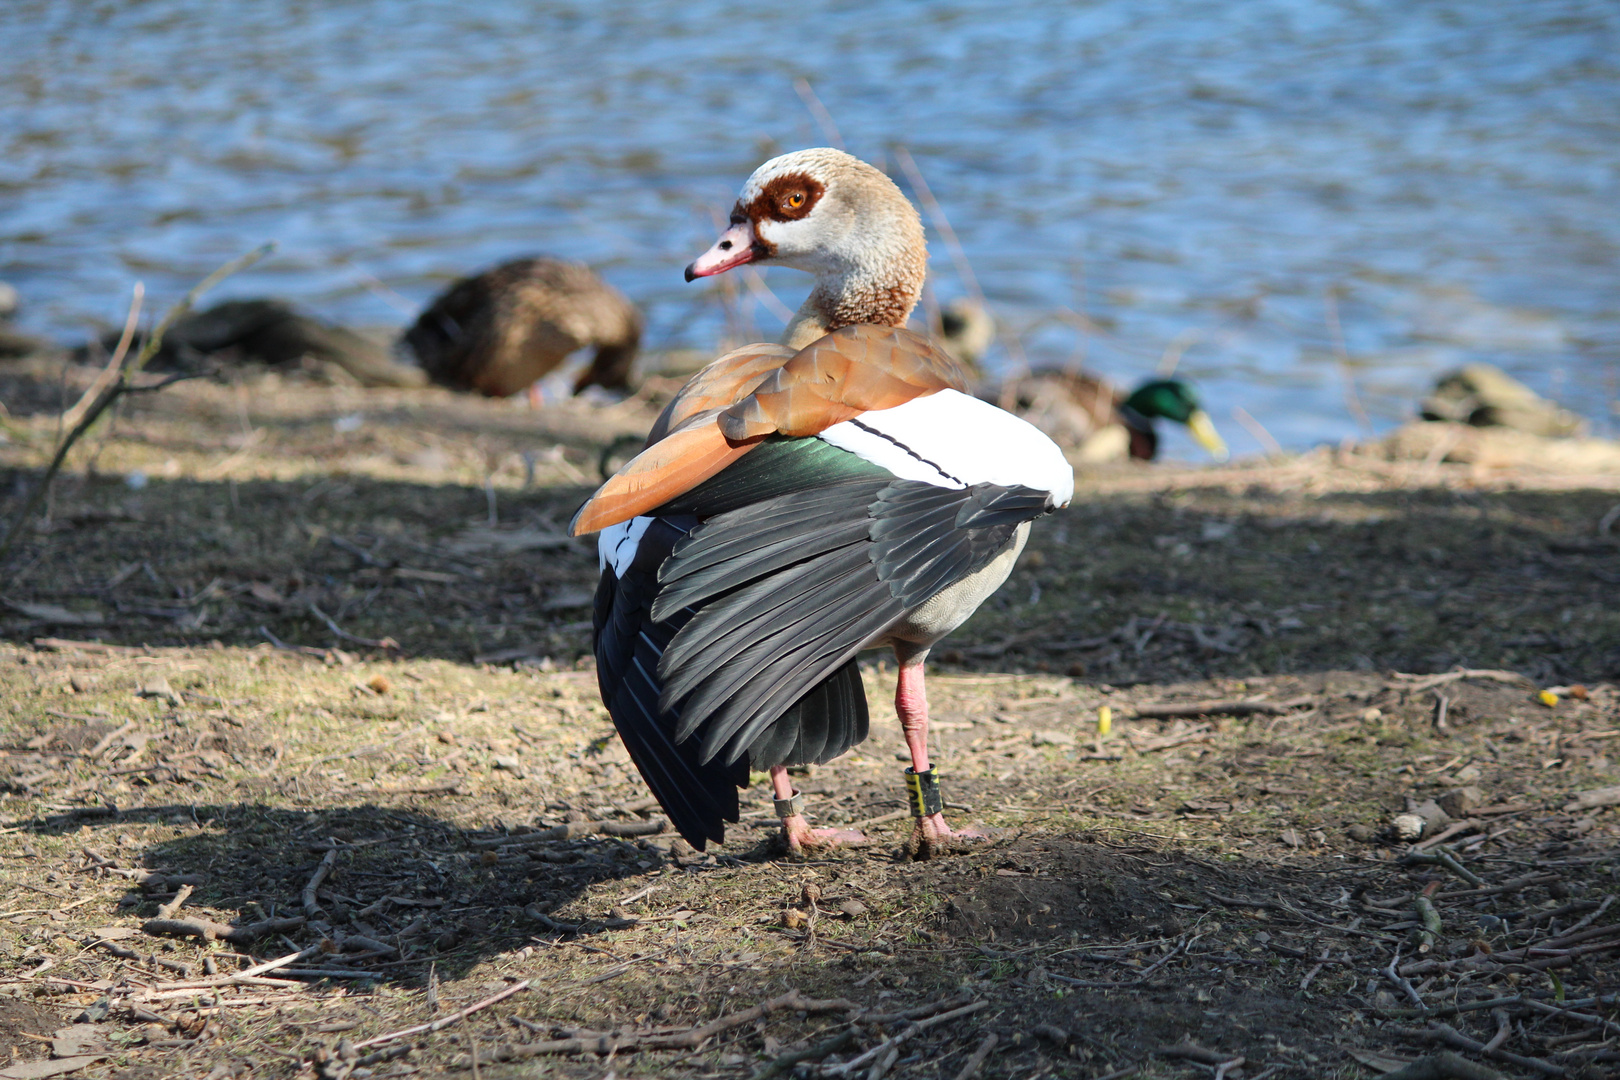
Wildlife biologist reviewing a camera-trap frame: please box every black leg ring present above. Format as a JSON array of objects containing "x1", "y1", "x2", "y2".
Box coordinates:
[{"x1": 905, "y1": 767, "x2": 943, "y2": 817}]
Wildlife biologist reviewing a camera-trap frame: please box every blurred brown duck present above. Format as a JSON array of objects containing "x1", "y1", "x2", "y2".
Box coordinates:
[
  {"x1": 934, "y1": 300, "x2": 1227, "y2": 462},
  {"x1": 87, "y1": 298, "x2": 427, "y2": 387},
  {"x1": 402, "y1": 257, "x2": 642, "y2": 399},
  {"x1": 990, "y1": 370, "x2": 1228, "y2": 462}
]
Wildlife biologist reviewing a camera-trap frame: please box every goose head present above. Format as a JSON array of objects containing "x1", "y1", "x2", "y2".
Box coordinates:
[{"x1": 686, "y1": 148, "x2": 927, "y2": 344}]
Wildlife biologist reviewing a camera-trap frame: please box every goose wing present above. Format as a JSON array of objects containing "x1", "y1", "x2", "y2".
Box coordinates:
[{"x1": 571, "y1": 324, "x2": 968, "y2": 535}]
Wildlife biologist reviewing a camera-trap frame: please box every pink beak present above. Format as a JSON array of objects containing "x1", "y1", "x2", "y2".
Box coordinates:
[{"x1": 685, "y1": 221, "x2": 756, "y2": 281}]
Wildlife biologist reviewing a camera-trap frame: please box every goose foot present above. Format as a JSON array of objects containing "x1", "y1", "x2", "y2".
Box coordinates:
[
  {"x1": 781, "y1": 815, "x2": 868, "y2": 856},
  {"x1": 906, "y1": 812, "x2": 990, "y2": 861}
]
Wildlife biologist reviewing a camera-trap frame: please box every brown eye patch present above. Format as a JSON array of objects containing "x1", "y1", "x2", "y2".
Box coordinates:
[{"x1": 746, "y1": 172, "x2": 824, "y2": 223}]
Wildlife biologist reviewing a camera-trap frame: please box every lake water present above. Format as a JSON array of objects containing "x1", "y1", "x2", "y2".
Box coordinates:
[{"x1": 3, "y1": 0, "x2": 1616, "y2": 455}]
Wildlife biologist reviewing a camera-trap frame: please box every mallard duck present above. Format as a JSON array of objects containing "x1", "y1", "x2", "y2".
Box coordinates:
[
  {"x1": 1420, "y1": 363, "x2": 1587, "y2": 438},
  {"x1": 100, "y1": 299, "x2": 426, "y2": 387},
  {"x1": 574, "y1": 149, "x2": 1072, "y2": 858},
  {"x1": 936, "y1": 298, "x2": 996, "y2": 368},
  {"x1": 402, "y1": 257, "x2": 642, "y2": 398},
  {"x1": 989, "y1": 371, "x2": 1227, "y2": 462}
]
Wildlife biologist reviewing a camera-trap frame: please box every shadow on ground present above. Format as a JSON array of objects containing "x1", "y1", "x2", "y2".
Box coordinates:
[{"x1": 1, "y1": 465, "x2": 1616, "y2": 684}]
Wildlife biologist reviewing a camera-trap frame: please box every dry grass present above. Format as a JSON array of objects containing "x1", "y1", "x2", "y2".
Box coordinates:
[{"x1": 0, "y1": 356, "x2": 1616, "y2": 1079}]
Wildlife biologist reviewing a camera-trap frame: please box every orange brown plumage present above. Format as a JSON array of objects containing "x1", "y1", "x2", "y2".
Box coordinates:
[{"x1": 571, "y1": 325, "x2": 969, "y2": 536}]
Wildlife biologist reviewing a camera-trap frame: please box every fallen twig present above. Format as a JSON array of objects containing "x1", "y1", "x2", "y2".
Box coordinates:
[
  {"x1": 458, "y1": 989, "x2": 859, "y2": 1061},
  {"x1": 1390, "y1": 669, "x2": 1533, "y2": 694},
  {"x1": 753, "y1": 1029, "x2": 856, "y2": 1080},
  {"x1": 1403, "y1": 849, "x2": 1485, "y2": 888},
  {"x1": 1402, "y1": 1023, "x2": 1567, "y2": 1077},
  {"x1": 0, "y1": 244, "x2": 273, "y2": 573},
  {"x1": 142, "y1": 915, "x2": 305, "y2": 945},
  {"x1": 1414, "y1": 896, "x2": 1443, "y2": 954},
  {"x1": 1380, "y1": 1053, "x2": 1507, "y2": 1080},
  {"x1": 1385, "y1": 947, "x2": 1425, "y2": 1007},
  {"x1": 308, "y1": 603, "x2": 399, "y2": 651},
  {"x1": 1130, "y1": 696, "x2": 1315, "y2": 719},
  {"x1": 826, "y1": 1000, "x2": 988, "y2": 1076},
  {"x1": 1562, "y1": 785, "x2": 1620, "y2": 812},
  {"x1": 1415, "y1": 820, "x2": 1485, "y2": 851},
  {"x1": 155, "y1": 883, "x2": 193, "y2": 921},
  {"x1": 951, "y1": 1033, "x2": 999, "y2": 1080},
  {"x1": 1156, "y1": 1041, "x2": 1241, "y2": 1067},
  {"x1": 259, "y1": 624, "x2": 330, "y2": 658},
  {"x1": 353, "y1": 979, "x2": 531, "y2": 1051},
  {"x1": 470, "y1": 819, "x2": 667, "y2": 848},
  {"x1": 302, "y1": 848, "x2": 336, "y2": 917}
]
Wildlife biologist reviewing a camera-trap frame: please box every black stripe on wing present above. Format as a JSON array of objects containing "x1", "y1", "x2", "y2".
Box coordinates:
[{"x1": 654, "y1": 479, "x2": 1054, "y2": 768}]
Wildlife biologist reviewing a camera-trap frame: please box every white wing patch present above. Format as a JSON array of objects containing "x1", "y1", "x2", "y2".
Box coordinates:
[
  {"x1": 818, "y1": 389, "x2": 1074, "y2": 505},
  {"x1": 598, "y1": 516, "x2": 652, "y2": 577}
]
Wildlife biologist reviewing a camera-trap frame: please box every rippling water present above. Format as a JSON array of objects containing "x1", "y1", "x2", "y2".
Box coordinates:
[{"x1": 3, "y1": 0, "x2": 1616, "y2": 453}]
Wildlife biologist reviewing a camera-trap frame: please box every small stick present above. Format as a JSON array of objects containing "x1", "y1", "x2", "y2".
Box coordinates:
[
  {"x1": 1325, "y1": 290, "x2": 1373, "y2": 435},
  {"x1": 1416, "y1": 1023, "x2": 1567, "y2": 1077},
  {"x1": 1231, "y1": 405, "x2": 1283, "y2": 457},
  {"x1": 1481, "y1": 1009, "x2": 1510, "y2": 1054},
  {"x1": 1433, "y1": 692, "x2": 1451, "y2": 733},
  {"x1": 457, "y1": 990, "x2": 862, "y2": 1063},
  {"x1": 752, "y1": 1028, "x2": 855, "y2": 1080},
  {"x1": 259, "y1": 625, "x2": 329, "y2": 658},
  {"x1": 1403, "y1": 849, "x2": 1485, "y2": 888},
  {"x1": 0, "y1": 244, "x2": 272, "y2": 572},
  {"x1": 866, "y1": 1042, "x2": 901, "y2": 1080},
  {"x1": 951, "y1": 1034, "x2": 998, "y2": 1080},
  {"x1": 142, "y1": 915, "x2": 305, "y2": 944},
  {"x1": 1519, "y1": 997, "x2": 1620, "y2": 1039},
  {"x1": 236, "y1": 948, "x2": 322, "y2": 980},
  {"x1": 792, "y1": 78, "x2": 845, "y2": 150},
  {"x1": 302, "y1": 848, "x2": 337, "y2": 917},
  {"x1": 353, "y1": 979, "x2": 531, "y2": 1051},
  {"x1": 1157, "y1": 1041, "x2": 1237, "y2": 1066},
  {"x1": 1415, "y1": 820, "x2": 1485, "y2": 852},
  {"x1": 470, "y1": 819, "x2": 666, "y2": 848},
  {"x1": 1130, "y1": 696, "x2": 1315, "y2": 719},
  {"x1": 1414, "y1": 896, "x2": 1444, "y2": 955},
  {"x1": 308, "y1": 603, "x2": 399, "y2": 651},
  {"x1": 61, "y1": 282, "x2": 143, "y2": 432},
  {"x1": 1385, "y1": 947, "x2": 1425, "y2": 1007},
  {"x1": 87, "y1": 721, "x2": 136, "y2": 758},
  {"x1": 1380, "y1": 1055, "x2": 1506, "y2": 1080},
  {"x1": 891, "y1": 146, "x2": 983, "y2": 307},
  {"x1": 827, "y1": 1001, "x2": 987, "y2": 1076},
  {"x1": 1558, "y1": 894, "x2": 1615, "y2": 936},
  {"x1": 1390, "y1": 669, "x2": 1533, "y2": 694},
  {"x1": 155, "y1": 883, "x2": 193, "y2": 921}
]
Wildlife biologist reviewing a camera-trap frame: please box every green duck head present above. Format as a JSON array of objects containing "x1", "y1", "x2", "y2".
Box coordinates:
[{"x1": 1120, "y1": 379, "x2": 1228, "y2": 461}]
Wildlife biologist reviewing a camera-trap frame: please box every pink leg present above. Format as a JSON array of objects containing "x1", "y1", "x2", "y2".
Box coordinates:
[
  {"x1": 897, "y1": 660, "x2": 986, "y2": 859},
  {"x1": 771, "y1": 765, "x2": 866, "y2": 855},
  {"x1": 527, "y1": 381, "x2": 544, "y2": 409}
]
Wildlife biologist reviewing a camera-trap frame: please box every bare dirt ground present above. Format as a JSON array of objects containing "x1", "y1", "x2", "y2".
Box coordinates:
[{"x1": 0, "y1": 355, "x2": 1617, "y2": 1080}]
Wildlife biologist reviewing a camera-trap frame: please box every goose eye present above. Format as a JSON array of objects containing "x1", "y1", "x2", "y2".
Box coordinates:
[{"x1": 785, "y1": 191, "x2": 806, "y2": 210}]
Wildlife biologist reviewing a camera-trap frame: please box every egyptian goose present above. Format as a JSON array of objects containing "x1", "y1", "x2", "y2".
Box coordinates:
[
  {"x1": 402, "y1": 257, "x2": 642, "y2": 398},
  {"x1": 990, "y1": 372, "x2": 1227, "y2": 462},
  {"x1": 571, "y1": 149, "x2": 1072, "y2": 858}
]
